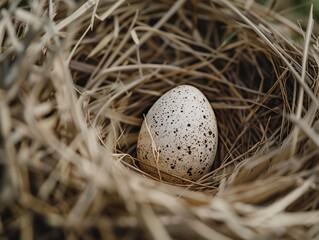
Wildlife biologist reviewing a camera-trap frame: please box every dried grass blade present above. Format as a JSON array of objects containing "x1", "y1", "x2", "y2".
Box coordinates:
[
  {"x1": 265, "y1": 211, "x2": 319, "y2": 227},
  {"x1": 96, "y1": 0, "x2": 126, "y2": 21},
  {"x1": 139, "y1": 204, "x2": 172, "y2": 240},
  {"x1": 289, "y1": 114, "x2": 319, "y2": 148},
  {"x1": 290, "y1": 5, "x2": 314, "y2": 157},
  {"x1": 55, "y1": 0, "x2": 95, "y2": 31},
  {"x1": 251, "y1": 177, "x2": 314, "y2": 219}
]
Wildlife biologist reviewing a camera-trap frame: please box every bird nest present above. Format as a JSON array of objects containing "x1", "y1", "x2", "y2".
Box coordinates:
[{"x1": 1, "y1": 0, "x2": 319, "y2": 239}]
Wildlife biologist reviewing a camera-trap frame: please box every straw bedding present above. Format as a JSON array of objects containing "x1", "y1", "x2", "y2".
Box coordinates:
[{"x1": 1, "y1": 0, "x2": 319, "y2": 239}]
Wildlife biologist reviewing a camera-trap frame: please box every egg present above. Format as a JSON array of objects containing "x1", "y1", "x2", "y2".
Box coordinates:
[{"x1": 136, "y1": 85, "x2": 218, "y2": 183}]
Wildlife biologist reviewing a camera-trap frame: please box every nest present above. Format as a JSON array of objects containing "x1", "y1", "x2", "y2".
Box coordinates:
[{"x1": 1, "y1": 0, "x2": 319, "y2": 239}]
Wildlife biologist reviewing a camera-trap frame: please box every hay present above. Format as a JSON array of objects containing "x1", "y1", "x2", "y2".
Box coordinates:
[{"x1": 1, "y1": 0, "x2": 319, "y2": 239}]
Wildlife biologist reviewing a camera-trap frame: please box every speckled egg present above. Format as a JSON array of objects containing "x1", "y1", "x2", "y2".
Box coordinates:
[{"x1": 136, "y1": 85, "x2": 218, "y2": 183}]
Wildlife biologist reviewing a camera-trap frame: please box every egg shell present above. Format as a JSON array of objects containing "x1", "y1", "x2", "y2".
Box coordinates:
[{"x1": 136, "y1": 85, "x2": 218, "y2": 183}]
